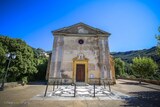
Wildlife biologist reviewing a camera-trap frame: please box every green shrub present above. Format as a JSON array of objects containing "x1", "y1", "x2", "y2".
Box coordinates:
[
  {"x1": 129, "y1": 75, "x2": 136, "y2": 79},
  {"x1": 132, "y1": 57, "x2": 158, "y2": 83},
  {"x1": 22, "y1": 76, "x2": 28, "y2": 85}
]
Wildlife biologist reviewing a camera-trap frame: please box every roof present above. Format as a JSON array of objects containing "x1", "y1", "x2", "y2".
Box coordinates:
[{"x1": 52, "y1": 22, "x2": 111, "y2": 36}]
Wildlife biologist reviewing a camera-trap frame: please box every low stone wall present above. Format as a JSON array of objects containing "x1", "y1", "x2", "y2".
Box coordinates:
[
  {"x1": 3, "y1": 82, "x2": 21, "y2": 89},
  {"x1": 142, "y1": 79, "x2": 160, "y2": 85},
  {"x1": 117, "y1": 77, "x2": 160, "y2": 85}
]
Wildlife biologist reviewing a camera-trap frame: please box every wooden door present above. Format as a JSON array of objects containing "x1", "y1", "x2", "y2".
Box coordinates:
[{"x1": 76, "y1": 64, "x2": 85, "y2": 82}]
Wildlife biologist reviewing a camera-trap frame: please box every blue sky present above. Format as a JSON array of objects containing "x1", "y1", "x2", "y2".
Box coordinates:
[{"x1": 0, "y1": 0, "x2": 160, "y2": 52}]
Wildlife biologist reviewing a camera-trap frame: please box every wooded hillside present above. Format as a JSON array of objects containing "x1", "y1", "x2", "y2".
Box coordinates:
[{"x1": 111, "y1": 46, "x2": 160, "y2": 64}]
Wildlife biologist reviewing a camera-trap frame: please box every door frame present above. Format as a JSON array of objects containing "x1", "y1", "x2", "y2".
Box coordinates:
[{"x1": 72, "y1": 57, "x2": 88, "y2": 83}]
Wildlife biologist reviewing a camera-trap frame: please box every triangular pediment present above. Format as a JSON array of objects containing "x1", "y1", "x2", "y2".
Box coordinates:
[{"x1": 52, "y1": 22, "x2": 110, "y2": 36}]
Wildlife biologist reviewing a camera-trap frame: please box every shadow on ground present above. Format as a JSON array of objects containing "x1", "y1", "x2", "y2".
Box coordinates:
[
  {"x1": 121, "y1": 91, "x2": 160, "y2": 107},
  {"x1": 120, "y1": 82, "x2": 160, "y2": 91},
  {"x1": 120, "y1": 81, "x2": 147, "y2": 85},
  {"x1": 28, "y1": 81, "x2": 46, "y2": 85}
]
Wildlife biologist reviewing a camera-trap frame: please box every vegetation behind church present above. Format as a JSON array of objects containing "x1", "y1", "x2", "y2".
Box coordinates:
[
  {"x1": 0, "y1": 35, "x2": 48, "y2": 83},
  {"x1": 112, "y1": 47, "x2": 160, "y2": 80}
]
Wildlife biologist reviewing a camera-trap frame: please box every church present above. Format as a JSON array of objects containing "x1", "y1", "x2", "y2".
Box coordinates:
[{"x1": 46, "y1": 22, "x2": 115, "y2": 84}]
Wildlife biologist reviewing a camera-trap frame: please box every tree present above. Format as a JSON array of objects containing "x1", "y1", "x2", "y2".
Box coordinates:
[
  {"x1": 0, "y1": 36, "x2": 38, "y2": 82},
  {"x1": 34, "y1": 57, "x2": 48, "y2": 81},
  {"x1": 125, "y1": 63, "x2": 133, "y2": 75},
  {"x1": 156, "y1": 26, "x2": 160, "y2": 56},
  {"x1": 114, "y1": 58, "x2": 125, "y2": 77},
  {"x1": 30, "y1": 48, "x2": 48, "y2": 81},
  {"x1": 0, "y1": 43, "x2": 6, "y2": 79},
  {"x1": 132, "y1": 57, "x2": 158, "y2": 84},
  {"x1": 0, "y1": 35, "x2": 49, "y2": 83}
]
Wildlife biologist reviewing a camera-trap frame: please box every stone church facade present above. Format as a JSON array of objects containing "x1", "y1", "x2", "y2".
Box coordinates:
[{"x1": 46, "y1": 22, "x2": 115, "y2": 84}]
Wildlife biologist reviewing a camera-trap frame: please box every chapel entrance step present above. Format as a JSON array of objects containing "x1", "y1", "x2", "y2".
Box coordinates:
[{"x1": 75, "y1": 82, "x2": 89, "y2": 86}]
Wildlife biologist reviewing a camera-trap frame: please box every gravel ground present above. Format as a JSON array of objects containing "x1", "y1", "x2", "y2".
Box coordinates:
[{"x1": 0, "y1": 79, "x2": 159, "y2": 107}]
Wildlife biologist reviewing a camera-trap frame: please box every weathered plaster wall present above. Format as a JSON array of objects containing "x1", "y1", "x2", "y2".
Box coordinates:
[
  {"x1": 61, "y1": 36, "x2": 100, "y2": 79},
  {"x1": 98, "y1": 37, "x2": 111, "y2": 79},
  {"x1": 49, "y1": 36, "x2": 64, "y2": 78}
]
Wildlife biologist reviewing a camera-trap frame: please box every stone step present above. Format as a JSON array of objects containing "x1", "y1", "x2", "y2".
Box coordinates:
[{"x1": 75, "y1": 82, "x2": 89, "y2": 86}]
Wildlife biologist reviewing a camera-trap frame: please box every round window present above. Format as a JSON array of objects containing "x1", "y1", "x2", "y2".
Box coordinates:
[{"x1": 78, "y1": 39, "x2": 84, "y2": 45}]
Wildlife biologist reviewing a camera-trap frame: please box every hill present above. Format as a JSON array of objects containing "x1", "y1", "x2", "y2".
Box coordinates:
[{"x1": 111, "y1": 46, "x2": 160, "y2": 63}]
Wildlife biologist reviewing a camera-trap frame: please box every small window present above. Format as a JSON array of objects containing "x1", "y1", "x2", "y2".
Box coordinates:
[{"x1": 78, "y1": 39, "x2": 84, "y2": 45}]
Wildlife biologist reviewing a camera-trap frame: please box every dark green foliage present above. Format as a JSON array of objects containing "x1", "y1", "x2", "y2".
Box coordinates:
[
  {"x1": 156, "y1": 26, "x2": 160, "y2": 56},
  {"x1": 22, "y1": 76, "x2": 28, "y2": 84},
  {"x1": 30, "y1": 57, "x2": 48, "y2": 81},
  {"x1": 0, "y1": 42, "x2": 6, "y2": 75},
  {"x1": 114, "y1": 58, "x2": 125, "y2": 77},
  {"x1": 31, "y1": 48, "x2": 48, "y2": 81},
  {"x1": 132, "y1": 57, "x2": 158, "y2": 83},
  {"x1": 0, "y1": 35, "x2": 48, "y2": 82},
  {"x1": 124, "y1": 63, "x2": 133, "y2": 75},
  {"x1": 0, "y1": 36, "x2": 38, "y2": 82}
]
